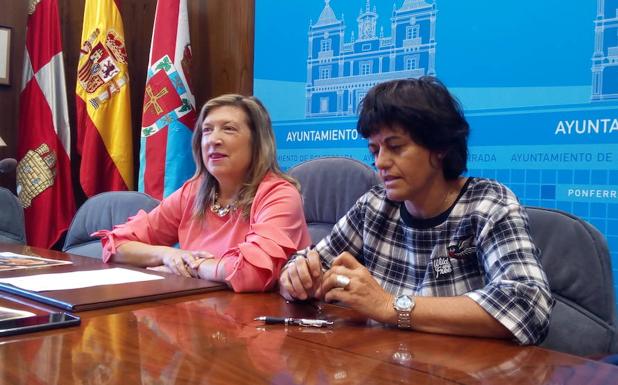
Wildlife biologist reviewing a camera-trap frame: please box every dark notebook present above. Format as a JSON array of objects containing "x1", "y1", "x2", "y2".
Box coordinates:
[
  {"x1": 0, "y1": 294, "x2": 81, "y2": 336},
  {"x1": 0, "y1": 263, "x2": 226, "y2": 312}
]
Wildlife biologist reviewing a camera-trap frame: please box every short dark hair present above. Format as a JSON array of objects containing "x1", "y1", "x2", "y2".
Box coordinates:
[{"x1": 357, "y1": 76, "x2": 469, "y2": 179}]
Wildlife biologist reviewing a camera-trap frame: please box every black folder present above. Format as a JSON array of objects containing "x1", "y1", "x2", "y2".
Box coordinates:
[{"x1": 0, "y1": 294, "x2": 81, "y2": 336}]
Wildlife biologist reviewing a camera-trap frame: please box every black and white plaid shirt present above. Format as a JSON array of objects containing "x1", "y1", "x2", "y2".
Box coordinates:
[{"x1": 293, "y1": 177, "x2": 554, "y2": 345}]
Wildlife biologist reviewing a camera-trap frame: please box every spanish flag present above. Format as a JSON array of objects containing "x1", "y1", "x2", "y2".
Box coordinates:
[{"x1": 75, "y1": 0, "x2": 133, "y2": 197}]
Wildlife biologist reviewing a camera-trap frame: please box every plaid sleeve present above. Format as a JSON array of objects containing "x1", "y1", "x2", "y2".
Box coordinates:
[{"x1": 465, "y1": 203, "x2": 554, "y2": 345}]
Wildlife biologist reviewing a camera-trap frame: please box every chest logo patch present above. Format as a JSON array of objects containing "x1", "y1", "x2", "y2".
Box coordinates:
[
  {"x1": 447, "y1": 237, "x2": 476, "y2": 259},
  {"x1": 432, "y1": 257, "x2": 453, "y2": 278}
]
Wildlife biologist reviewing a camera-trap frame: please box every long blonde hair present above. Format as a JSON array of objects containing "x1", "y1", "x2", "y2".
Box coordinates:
[{"x1": 191, "y1": 94, "x2": 298, "y2": 219}]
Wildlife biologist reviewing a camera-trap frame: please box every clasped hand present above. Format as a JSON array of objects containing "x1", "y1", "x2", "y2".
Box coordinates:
[
  {"x1": 280, "y1": 251, "x2": 392, "y2": 323},
  {"x1": 161, "y1": 249, "x2": 214, "y2": 278}
]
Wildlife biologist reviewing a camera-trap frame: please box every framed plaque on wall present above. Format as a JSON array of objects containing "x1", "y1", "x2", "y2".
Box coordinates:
[{"x1": 0, "y1": 26, "x2": 11, "y2": 85}]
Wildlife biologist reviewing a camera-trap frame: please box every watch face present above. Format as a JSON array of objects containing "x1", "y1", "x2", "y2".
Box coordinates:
[{"x1": 396, "y1": 295, "x2": 412, "y2": 310}]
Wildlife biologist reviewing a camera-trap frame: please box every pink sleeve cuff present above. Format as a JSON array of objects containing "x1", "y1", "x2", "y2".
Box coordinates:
[
  {"x1": 90, "y1": 210, "x2": 152, "y2": 263},
  {"x1": 219, "y1": 223, "x2": 300, "y2": 292}
]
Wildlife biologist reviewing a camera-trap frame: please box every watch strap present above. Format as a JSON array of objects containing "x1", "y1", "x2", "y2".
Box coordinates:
[
  {"x1": 397, "y1": 309, "x2": 412, "y2": 329},
  {"x1": 394, "y1": 295, "x2": 414, "y2": 329}
]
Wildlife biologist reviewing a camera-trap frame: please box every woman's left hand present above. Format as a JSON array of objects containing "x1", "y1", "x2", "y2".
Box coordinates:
[{"x1": 317, "y1": 252, "x2": 394, "y2": 323}]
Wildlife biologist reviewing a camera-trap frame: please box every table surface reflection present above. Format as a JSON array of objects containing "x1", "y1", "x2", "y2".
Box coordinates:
[{"x1": 0, "y1": 245, "x2": 617, "y2": 385}]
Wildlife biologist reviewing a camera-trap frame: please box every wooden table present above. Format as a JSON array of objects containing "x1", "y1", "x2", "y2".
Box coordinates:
[{"x1": 1, "y1": 246, "x2": 617, "y2": 384}]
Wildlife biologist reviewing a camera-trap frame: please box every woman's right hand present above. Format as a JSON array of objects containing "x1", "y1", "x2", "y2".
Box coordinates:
[
  {"x1": 279, "y1": 249, "x2": 323, "y2": 301},
  {"x1": 161, "y1": 248, "x2": 213, "y2": 278}
]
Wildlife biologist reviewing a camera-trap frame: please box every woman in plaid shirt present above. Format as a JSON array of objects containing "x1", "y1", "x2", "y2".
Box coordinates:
[{"x1": 279, "y1": 77, "x2": 553, "y2": 345}]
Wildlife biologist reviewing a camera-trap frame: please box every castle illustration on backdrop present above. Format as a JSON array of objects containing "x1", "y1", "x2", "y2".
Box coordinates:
[
  {"x1": 305, "y1": 0, "x2": 616, "y2": 117},
  {"x1": 592, "y1": 0, "x2": 618, "y2": 101},
  {"x1": 305, "y1": 0, "x2": 437, "y2": 118}
]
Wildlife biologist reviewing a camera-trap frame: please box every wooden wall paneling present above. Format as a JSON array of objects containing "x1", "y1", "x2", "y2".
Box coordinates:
[
  {"x1": 189, "y1": 0, "x2": 254, "y2": 107},
  {"x1": 120, "y1": 0, "x2": 156, "y2": 194},
  {"x1": 58, "y1": 0, "x2": 86, "y2": 204}
]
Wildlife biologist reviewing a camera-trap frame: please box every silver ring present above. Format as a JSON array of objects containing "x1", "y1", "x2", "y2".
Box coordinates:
[{"x1": 335, "y1": 274, "x2": 351, "y2": 289}]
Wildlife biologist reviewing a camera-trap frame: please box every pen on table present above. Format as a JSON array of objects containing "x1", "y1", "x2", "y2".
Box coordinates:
[{"x1": 254, "y1": 316, "x2": 333, "y2": 328}]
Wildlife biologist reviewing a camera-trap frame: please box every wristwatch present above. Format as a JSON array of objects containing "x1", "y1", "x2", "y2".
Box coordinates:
[{"x1": 393, "y1": 294, "x2": 415, "y2": 329}]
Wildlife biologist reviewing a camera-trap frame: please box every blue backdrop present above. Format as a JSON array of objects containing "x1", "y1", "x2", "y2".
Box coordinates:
[{"x1": 254, "y1": 0, "x2": 618, "y2": 304}]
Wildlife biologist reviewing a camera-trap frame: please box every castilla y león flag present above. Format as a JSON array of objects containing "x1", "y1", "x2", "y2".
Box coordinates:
[
  {"x1": 75, "y1": 0, "x2": 133, "y2": 197},
  {"x1": 17, "y1": 0, "x2": 76, "y2": 248},
  {"x1": 139, "y1": 0, "x2": 196, "y2": 200}
]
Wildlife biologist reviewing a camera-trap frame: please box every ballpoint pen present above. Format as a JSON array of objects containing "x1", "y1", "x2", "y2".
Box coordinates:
[{"x1": 254, "y1": 316, "x2": 333, "y2": 328}]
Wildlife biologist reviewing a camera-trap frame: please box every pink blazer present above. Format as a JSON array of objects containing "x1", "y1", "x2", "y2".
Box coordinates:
[{"x1": 96, "y1": 172, "x2": 311, "y2": 292}]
